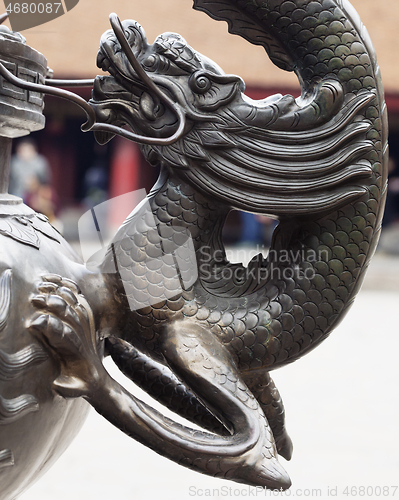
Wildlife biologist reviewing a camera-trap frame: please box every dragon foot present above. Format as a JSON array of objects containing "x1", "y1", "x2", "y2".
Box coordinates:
[
  {"x1": 275, "y1": 433, "x2": 293, "y2": 462},
  {"x1": 28, "y1": 274, "x2": 105, "y2": 398},
  {"x1": 243, "y1": 370, "x2": 293, "y2": 461},
  {"x1": 26, "y1": 275, "x2": 290, "y2": 489},
  {"x1": 106, "y1": 335, "x2": 230, "y2": 435},
  {"x1": 160, "y1": 320, "x2": 291, "y2": 489}
]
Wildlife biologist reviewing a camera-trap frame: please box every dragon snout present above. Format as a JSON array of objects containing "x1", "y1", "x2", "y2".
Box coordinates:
[
  {"x1": 92, "y1": 76, "x2": 110, "y2": 102},
  {"x1": 89, "y1": 78, "x2": 117, "y2": 144},
  {"x1": 96, "y1": 51, "x2": 112, "y2": 74}
]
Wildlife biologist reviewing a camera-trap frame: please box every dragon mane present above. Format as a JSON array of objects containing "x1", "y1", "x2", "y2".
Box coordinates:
[{"x1": 141, "y1": 89, "x2": 374, "y2": 216}]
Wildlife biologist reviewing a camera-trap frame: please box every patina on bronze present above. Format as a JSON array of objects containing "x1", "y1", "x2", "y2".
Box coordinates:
[{"x1": 0, "y1": 1, "x2": 387, "y2": 498}]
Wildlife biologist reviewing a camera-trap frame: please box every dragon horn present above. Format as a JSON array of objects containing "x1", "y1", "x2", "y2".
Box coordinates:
[{"x1": 87, "y1": 14, "x2": 187, "y2": 146}]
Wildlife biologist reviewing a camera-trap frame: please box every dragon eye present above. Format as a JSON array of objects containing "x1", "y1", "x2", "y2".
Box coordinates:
[
  {"x1": 189, "y1": 72, "x2": 212, "y2": 94},
  {"x1": 143, "y1": 55, "x2": 158, "y2": 69}
]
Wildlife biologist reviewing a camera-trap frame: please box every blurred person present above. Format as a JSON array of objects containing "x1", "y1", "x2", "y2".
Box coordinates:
[
  {"x1": 82, "y1": 162, "x2": 108, "y2": 210},
  {"x1": 10, "y1": 139, "x2": 63, "y2": 232},
  {"x1": 26, "y1": 174, "x2": 64, "y2": 233},
  {"x1": 25, "y1": 176, "x2": 58, "y2": 222},
  {"x1": 237, "y1": 212, "x2": 277, "y2": 247},
  {"x1": 9, "y1": 138, "x2": 51, "y2": 201}
]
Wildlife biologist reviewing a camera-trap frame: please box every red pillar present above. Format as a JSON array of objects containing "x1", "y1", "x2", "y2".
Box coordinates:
[
  {"x1": 109, "y1": 136, "x2": 141, "y2": 198},
  {"x1": 108, "y1": 136, "x2": 142, "y2": 229}
]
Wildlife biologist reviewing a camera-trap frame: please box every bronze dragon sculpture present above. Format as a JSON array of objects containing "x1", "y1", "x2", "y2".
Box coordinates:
[{"x1": 0, "y1": 0, "x2": 387, "y2": 497}]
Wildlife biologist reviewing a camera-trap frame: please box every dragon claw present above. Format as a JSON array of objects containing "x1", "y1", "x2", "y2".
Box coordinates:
[
  {"x1": 31, "y1": 290, "x2": 82, "y2": 329},
  {"x1": 28, "y1": 313, "x2": 49, "y2": 331},
  {"x1": 31, "y1": 294, "x2": 47, "y2": 307},
  {"x1": 59, "y1": 277, "x2": 81, "y2": 294},
  {"x1": 57, "y1": 286, "x2": 79, "y2": 306},
  {"x1": 275, "y1": 432, "x2": 293, "y2": 461},
  {"x1": 37, "y1": 282, "x2": 58, "y2": 294},
  {"x1": 41, "y1": 273, "x2": 63, "y2": 283},
  {"x1": 46, "y1": 295, "x2": 68, "y2": 315},
  {"x1": 28, "y1": 277, "x2": 104, "y2": 397},
  {"x1": 41, "y1": 274, "x2": 81, "y2": 293}
]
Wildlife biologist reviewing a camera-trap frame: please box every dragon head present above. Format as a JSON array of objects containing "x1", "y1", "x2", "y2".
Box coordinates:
[
  {"x1": 92, "y1": 19, "x2": 245, "y2": 145},
  {"x1": 91, "y1": 17, "x2": 374, "y2": 217}
]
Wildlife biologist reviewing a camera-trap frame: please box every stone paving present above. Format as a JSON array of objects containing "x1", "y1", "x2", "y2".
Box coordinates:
[{"x1": 22, "y1": 250, "x2": 399, "y2": 500}]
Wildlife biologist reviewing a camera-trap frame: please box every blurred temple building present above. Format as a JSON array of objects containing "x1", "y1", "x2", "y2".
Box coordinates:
[{"x1": 6, "y1": 0, "x2": 399, "y2": 224}]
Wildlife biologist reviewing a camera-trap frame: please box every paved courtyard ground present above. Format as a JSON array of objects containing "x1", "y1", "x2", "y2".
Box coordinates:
[{"x1": 22, "y1": 249, "x2": 399, "y2": 500}]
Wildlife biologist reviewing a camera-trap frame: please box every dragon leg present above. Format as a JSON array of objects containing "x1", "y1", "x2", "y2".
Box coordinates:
[
  {"x1": 242, "y1": 370, "x2": 292, "y2": 461},
  {"x1": 106, "y1": 335, "x2": 229, "y2": 434},
  {"x1": 160, "y1": 319, "x2": 290, "y2": 487},
  {"x1": 29, "y1": 275, "x2": 291, "y2": 489}
]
